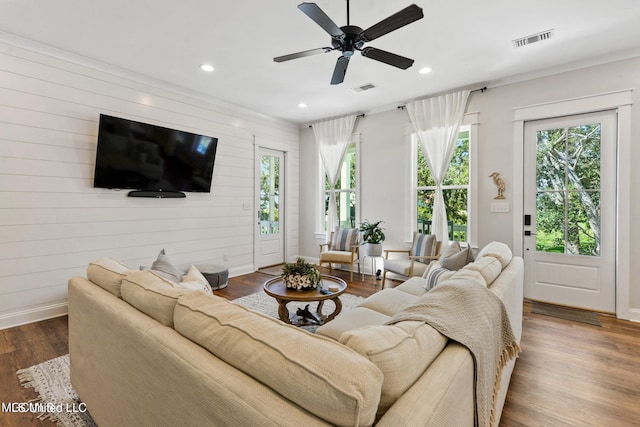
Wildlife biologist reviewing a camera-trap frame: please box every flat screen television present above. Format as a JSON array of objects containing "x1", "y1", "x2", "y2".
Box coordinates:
[{"x1": 93, "y1": 114, "x2": 218, "y2": 196}]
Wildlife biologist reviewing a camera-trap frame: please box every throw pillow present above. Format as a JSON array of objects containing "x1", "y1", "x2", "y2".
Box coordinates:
[
  {"x1": 440, "y1": 242, "x2": 475, "y2": 271},
  {"x1": 150, "y1": 249, "x2": 184, "y2": 282},
  {"x1": 178, "y1": 265, "x2": 213, "y2": 295},
  {"x1": 422, "y1": 262, "x2": 455, "y2": 291},
  {"x1": 411, "y1": 232, "x2": 437, "y2": 257},
  {"x1": 331, "y1": 227, "x2": 359, "y2": 251}
]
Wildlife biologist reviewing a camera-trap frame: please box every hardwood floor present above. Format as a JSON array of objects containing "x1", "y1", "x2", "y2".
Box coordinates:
[{"x1": 1, "y1": 268, "x2": 639, "y2": 426}]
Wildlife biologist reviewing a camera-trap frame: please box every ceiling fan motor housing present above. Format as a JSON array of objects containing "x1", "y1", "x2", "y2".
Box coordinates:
[{"x1": 333, "y1": 25, "x2": 365, "y2": 57}]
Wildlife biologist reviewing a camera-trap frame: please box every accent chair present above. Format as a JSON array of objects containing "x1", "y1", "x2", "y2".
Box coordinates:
[
  {"x1": 382, "y1": 232, "x2": 441, "y2": 288},
  {"x1": 319, "y1": 227, "x2": 361, "y2": 282}
]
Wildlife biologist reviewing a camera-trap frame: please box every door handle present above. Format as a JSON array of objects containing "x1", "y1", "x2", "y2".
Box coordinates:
[{"x1": 524, "y1": 230, "x2": 536, "y2": 236}]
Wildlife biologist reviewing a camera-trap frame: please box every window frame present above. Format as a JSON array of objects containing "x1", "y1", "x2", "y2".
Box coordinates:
[
  {"x1": 407, "y1": 113, "x2": 479, "y2": 246},
  {"x1": 315, "y1": 134, "x2": 361, "y2": 235}
]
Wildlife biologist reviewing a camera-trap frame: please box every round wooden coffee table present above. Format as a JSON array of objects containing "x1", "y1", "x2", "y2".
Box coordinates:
[{"x1": 263, "y1": 275, "x2": 347, "y2": 326}]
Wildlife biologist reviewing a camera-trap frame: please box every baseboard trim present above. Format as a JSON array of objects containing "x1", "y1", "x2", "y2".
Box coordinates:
[
  {"x1": 228, "y1": 263, "x2": 255, "y2": 278},
  {"x1": 0, "y1": 302, "x2": 68, "y2": 330},
  {"x1": 628, "y1": 308, "x2": 640, "y2": 323}
]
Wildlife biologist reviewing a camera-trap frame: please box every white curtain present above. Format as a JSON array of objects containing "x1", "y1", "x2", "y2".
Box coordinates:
[
  {"x1": 312, "y1": 115, "x2": 357, "y2": 239},
  {"x1": 406, "y1": 90, "x2": 470, "y2": 244}
]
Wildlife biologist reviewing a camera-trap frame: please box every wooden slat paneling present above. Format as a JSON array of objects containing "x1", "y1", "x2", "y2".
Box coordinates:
[{"x1": 0, "y1": 39, "x2": 299, "y2": 328}]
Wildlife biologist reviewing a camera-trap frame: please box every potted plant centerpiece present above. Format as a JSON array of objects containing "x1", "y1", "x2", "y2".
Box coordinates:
[
  {"x1": 360, "y1": 219, "x2": 385, "y2": 257},
  {"x1": 282, "y1": 257, "x2": 321, "y2": 291}
]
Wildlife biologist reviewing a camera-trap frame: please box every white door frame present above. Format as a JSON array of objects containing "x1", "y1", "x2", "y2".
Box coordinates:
[
  {"x1": 512, "y1": 90, "x2": 633, "y2": 320},
  {"x1": 255, "y1": 146, "x2": 287, "y2": 269}
]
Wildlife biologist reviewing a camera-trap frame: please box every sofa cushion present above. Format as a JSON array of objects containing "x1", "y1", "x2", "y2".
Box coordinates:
[
  {"x1": 340, "y1": 320, "x2": 448, "y2": 417},
  {"x1": 316, "y1": 307, "x2": 391, "y2": 341},
  {"x1": 87, "y1": 257, "x2": 131, "y2": 297},
  {"x1": 121, "y1": 270, "x2": 195, "y2": 327},
  {"x1": 463, "y1": 256, "x2": 503, "y2": 286},
  {"x1": 477, "y1": 241, "x2": 513, "y2": 269},
  {"x1": 151, "y1": 249, "x2": 184, "y2": 282},
  {"x1": 360, "y1": 288, "x2": 419, "y2": 316},
  {"x1": 174, "y1": 293, "x2": 383, "y2": 427},
  {"x1": 448, "y1": 268, "x2": 487, "y2": 288},
  {"x1": 394, "y1": 277, "x2": 429, "y2": 296}
]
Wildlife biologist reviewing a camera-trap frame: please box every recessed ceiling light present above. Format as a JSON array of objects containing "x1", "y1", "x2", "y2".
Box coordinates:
[
  {"x1": 298, "y1": 103, "x2": 308, "y2": 108},
  {"x1": 418, "y1": 67, "x2": 432, "y2": 75},
  {"x1": 200, "y1": 64, "x2": 214, "y2": 72}
]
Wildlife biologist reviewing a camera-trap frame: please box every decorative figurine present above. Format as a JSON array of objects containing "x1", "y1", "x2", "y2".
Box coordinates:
[
  {"x1": 489, "y1": 172, "x2": 506, "y2": 199},
  {"x1": 296, "y1": 304, "x2": 320, "y2": 324}
]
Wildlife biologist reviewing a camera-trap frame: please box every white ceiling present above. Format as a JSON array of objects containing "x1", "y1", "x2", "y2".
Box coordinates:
[{"x1": 2, "y1": 0, "x2": 640, "y2": 124}]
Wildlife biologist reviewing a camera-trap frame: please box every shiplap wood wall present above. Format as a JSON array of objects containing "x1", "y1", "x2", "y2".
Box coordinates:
[{"x1": 0, "y1": 39, "x2": 300, "y2": 329}]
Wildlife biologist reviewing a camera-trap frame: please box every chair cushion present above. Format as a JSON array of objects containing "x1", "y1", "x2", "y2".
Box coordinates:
[
  {"x1": 384, "y1": 258, "x2": 431, "y2": 279},
  {"x1": 331, "y1": 227, "x2": 359, "y2": 251},
  {"x1": 174, "y1": 293, "x2": 383, "y2": 427},
  {"x1": 410, "y1": 232, "x2": 437, "y2": 257},
  {"x1": 320, "y1": 250, "x2": 356, "y2": 263}
]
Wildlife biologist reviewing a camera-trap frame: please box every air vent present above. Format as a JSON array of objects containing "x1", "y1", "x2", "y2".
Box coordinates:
[
  {"x1": 353, "y1": 83, "x2": 376, "y2": 92},
  {"x1": 513, "y1": 29, "x2": 554, "y2": 48}
]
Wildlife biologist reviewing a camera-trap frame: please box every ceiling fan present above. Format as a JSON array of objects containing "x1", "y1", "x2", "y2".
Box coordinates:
[{"x1": 274, "y1": 1, "x2": 424, "y2": 85}]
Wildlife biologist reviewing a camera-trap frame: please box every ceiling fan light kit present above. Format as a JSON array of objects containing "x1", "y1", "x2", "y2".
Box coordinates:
[{"x1": 274, "y1": 1, "x2": 424, "y2": 85}]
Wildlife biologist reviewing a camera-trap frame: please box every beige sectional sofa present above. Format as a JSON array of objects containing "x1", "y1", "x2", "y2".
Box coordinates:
[{"x1": 68, "y1": 241, "x2": 523, "y2": 427}]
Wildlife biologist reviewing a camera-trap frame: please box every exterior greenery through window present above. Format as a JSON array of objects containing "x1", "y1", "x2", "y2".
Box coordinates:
[
  {"x1": 535, "y1": 124, "x2": 602, "y2": 255},
  {"x1": 324, "y1": 143, "x2": 356, "y2": 230},
  {"x1": 259, "y1": 154, "x2": 279, "y2": 235},
  {"x1": 416, "y1": 128, "x2": 469, "y2": 240}
]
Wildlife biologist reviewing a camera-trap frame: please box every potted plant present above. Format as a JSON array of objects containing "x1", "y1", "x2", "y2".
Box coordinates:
[
  {"x1": 282, "y1": 257, "x2": 321, "y2": 291},
  {"x1": 360, "y1": 219, "x2": 385, "y2": 257}
]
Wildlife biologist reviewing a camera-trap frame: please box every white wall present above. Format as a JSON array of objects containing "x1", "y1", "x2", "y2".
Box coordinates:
[
  {"x1": 0, "y1": 40, "x2": 300, "y2": 329},
  {"x1": 299, "y1": 56, "x2": 640, "y2": 321}
]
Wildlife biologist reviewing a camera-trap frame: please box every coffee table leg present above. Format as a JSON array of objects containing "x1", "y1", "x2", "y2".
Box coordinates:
[
  {"x1": 323, "y1": 297, "x2": 343, "y2": 323},
  {"x1": 276, "y1": 299, "x2": 292, "y2": 324}
]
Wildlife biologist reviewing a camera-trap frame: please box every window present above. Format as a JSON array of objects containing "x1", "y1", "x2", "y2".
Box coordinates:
[
  {"x1": 319, "y1": 141, "x2": 359, "y2": 231},
  {"x1": 413, "y1": 126, "x2": 471, "y2": 241}
]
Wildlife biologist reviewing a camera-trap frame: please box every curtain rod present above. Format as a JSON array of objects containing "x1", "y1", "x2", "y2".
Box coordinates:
[
  {"x1": 308, "y1": 113, "x2": 365, "y2": 128},
  {"x1": 396, "y1": 86, "x2": 487, "y2": 110}
]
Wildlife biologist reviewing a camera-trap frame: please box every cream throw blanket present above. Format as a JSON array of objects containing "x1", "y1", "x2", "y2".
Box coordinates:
[{"x1": 386, "y1": 281, "x2": 520, "y2": 427}]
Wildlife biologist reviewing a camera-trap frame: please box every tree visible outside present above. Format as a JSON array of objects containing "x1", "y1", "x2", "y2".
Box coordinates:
[
  {"x1": 260, "y1": 155, "x2": 279, "y2": 235},
  {"x1": 417, "y1": 130, "x2": 469, "y2": 240},
  {"x1": 535, "y1": 124, "x2": 601, "y2": 256},
  {"x1": 324, "y1": 143, "x2": 357, "y2": 229}
]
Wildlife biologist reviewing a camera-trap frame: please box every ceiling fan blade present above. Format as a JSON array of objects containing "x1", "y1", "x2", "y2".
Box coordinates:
[
  {"x1": 330, "y1": 56, "x2": 350, "y2": 85},
  {"x1": 361, "y1": 47, "x2": 414, "y2": 69},
  {"x1": 274, "y1": 47, "x2": 332, "y2": 63},
  {"x1": 361, "y1": 4, "x2": 424, "y2": 42},
  {"x1": 298, "y1": 3, "x2": 345, "y2": 39}
]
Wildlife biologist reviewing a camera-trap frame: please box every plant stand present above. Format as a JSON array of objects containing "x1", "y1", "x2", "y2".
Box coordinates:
[{"x1": 361, "y1": 255, "x2": 384, "y2": 284}]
